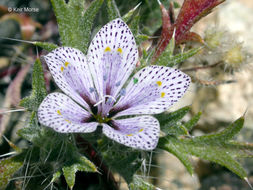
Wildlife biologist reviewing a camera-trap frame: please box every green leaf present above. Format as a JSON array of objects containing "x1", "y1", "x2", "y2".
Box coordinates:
[
  {"x1": 129, "y1": 175, "x2": 157, "y2": 190},
  {"x1": 122, "y1": 3, "x2": 141, "y2": 23},
  {"x1": 51, "y1": 0, "x2": 103, "y2": 53},
  {"x1": 159, "y1": 136, "x2": 194, "y2": 175},
  {"x1": 51, "y1": 171, "x2": 62, "y2": 182},
  {"x1": 129, "y1": 15, "x2": 140, "y2": 36},
  {"x1": 106, "y1": 0, "x2": 121, "y2": 21},
  {"x1": 17, "y1": 112, "x2": 41, "y2": 144},
  {"x1": 99, "y1": 137, "x2": 141, "y2": 183},
  {"x1": 159, "y1": 117, "x2": 250, "y2": 179},
  {"x1": 0, "y1": 156, "x2": 23, "y2": 189},
  {"x1": 155, "y1": 106, "x2": 190, "y2": 135},
  {"x1": 192, "y1": 117, "x2": 244, "y2": 143},
  {"x1": 63, "y1": 155, "x2": 97, "y2": 189},
  {"x1": 156, "y1": 46, "x2": 202, "y2": 67},
  {"x1": 20, "y1": 58, "x2": 47, "y2": 111},
  {"x1": 34, "y1": 41, "x2": 58, "y2": 51},
  {"x1": 183, "y1": 111, "x2": 201, "y2": 131}
]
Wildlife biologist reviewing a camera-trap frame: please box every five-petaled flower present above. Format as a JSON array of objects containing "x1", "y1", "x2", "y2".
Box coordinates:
[{"x1": 38, "y1": 19, "x2": 190, "y2": 150}]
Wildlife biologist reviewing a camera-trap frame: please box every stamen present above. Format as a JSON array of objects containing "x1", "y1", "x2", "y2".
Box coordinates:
[{"x1": 93, "y1": 95, "x2": 116, "y2": 107}]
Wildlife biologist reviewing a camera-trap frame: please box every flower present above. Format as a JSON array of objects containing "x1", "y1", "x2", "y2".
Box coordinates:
[{"x1": 38, "y1": 19, "x2": 191, "y2": 150}]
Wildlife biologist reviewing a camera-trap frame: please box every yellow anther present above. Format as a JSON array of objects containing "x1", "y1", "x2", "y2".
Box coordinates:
[
  {"x1": 126, "y1": 134, "x2": 133, "y2": 136},
  {"x1": 65, "y1": 119, "x2": 71, "y2": 123},
  {"x1": 156, "y1": 81, "x2": 162, "y2": 86},
  {"x1": 57, "y1": 110, "x2": 62, "y2": 115},
  {"x1": 104, "y1": 46, "x2": 111, "y2": 52},
  {"x1": 60, "y1": 66, "x2": 64, "y2": 72},
  {"x1": 117, "y1": 47, "x2": 123, "y2": 54},
  {"x1": 64, "y1": 62, "x2": 70, "y2": 67},
  {"x1": 161, "y1": 92, "x2": 166, "y2": 98},
  {"x1": 139, "y1": 128, "x2": 144, "y2": 132}
]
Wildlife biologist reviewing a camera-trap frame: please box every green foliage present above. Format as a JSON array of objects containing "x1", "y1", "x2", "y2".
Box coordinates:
[
  {"x1": 106, "y1": 0, "x2": 121, "y2": 21},
  {"x1": 98, "y1": 137, "x2": 142, "y2": 183},
  {"x1": 0, "y1": 157, "x2": 23, "y2": 189},
  {"x1": 62, "y1": 155, "x2": 97, "y2": 189},
  {"x1": 34, "y1": 41, "x2": 58, "y2": 52},
  {"x1": 20, "y1": 58, "x2": 47, "y2": 111},
  {"x1": 129, "y1": 175, "x2": 157, "y2": 190},
  {"x1": 155, "y1": 106, "x2": 191, "y2": 135},
  {"x1": 159, "y1": 116, "x2": 253, "y2": 179},
  {"x1": 155, "y1": 35, "x2": 202, "y2": 66},
  {"x1": 122, "y1": 3, "x2": 141, "y2": 23},
  {"x1": 51, "y1": 0, "x2": 104, "y2": 53}
]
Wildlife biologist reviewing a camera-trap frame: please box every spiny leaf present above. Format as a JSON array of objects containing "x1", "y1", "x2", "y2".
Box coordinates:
[
  {"x1": 158, "y1": 136, "x2": 194, "y2": 175},
  {"x1": 106, "y1": 0, "x2": 120, "y2": 21},
  {"x1": 157, "y1": 47, "x2": 202, "y2": 67},
  {"x1": 51, "y1": 0, "x2": 103, "y2": 53},
  {"x1": 129, "y1": 175, "x2": 157, "y2": 190},
  {"x1": 99, "y1": 137, "x2": 141, "y2": 183},
  {"x1": 155, "y1": 106, "x2": 190, "y2": 135},
  {"x1": 184, "y1": 111, "x2": 201, "y2": 131},
  {"x1": 192, "y1": 117, "x2": 244, "y2": 143},
  {"x1": 20, "y1": 58, "x2": 47, "y2": 111},
  {"x1": 63, "y1": 155, "x2": 97, "y2": 189},
  {"x1": 34, "y1": 41, "x2": 58, "y2": 52},
  {"x1": 51, "y1": 171, "x2": 62, "y2": 182},
  {"x1": 159, "y1": 117, "x2": 251, "y2": 179},
  {"x1": 122, "y1": 3, "x2": 141, "y2": 23},
  {"x1": 0, "y1": 156, "x2": 23, "y2": 189},
  {"x1": 17, "y1": 112, "x2": 40, "y2": 144}
]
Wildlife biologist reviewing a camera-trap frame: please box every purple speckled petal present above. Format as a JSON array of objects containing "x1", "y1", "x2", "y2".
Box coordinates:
[
  {"x1": 102, "y1": 116, "x2": 160, "y2": 150},
  {"x1": 87, "y1": 18, "x2": 138, "y2": 101},
  {"x1": 44, "y1": 47, "x2": 96, "y2": 111},
  {"x1": 38, "y1": 93, "x2": 98, "y2": 133},
  {"x1": 112, "y1": 66, "x2": 191, "y2": 117}
]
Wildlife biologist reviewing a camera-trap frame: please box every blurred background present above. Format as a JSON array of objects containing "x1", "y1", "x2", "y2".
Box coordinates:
[{"x1": 0, "y1": 0, "x2": 253, "y2": 189}]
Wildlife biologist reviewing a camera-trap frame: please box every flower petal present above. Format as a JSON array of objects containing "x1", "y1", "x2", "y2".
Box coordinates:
[
  {"x1": 38, "y1": 93, "x2": 98, "y2": 133},
  {"x1": 111, "y1": 66, "x2": 191, "y2": 117},
  {"x1": 87, "y1": 18, "x2": 138, "y2": 99},
  {"x1": 102, "y1": 116, "x2": 160, "y2": 150},
  {"x1": 44, "y1": 47, "x2": 96, "y2": 111}
]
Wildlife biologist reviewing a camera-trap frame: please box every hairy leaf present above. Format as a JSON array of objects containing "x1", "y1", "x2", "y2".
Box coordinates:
[
  {"x1": 99, "y1": 137, "x2": 141, "y2": 183},
  {"x1": 20, "y1": 59, "x2": 47, "y2": 111},
  {"x1": 129, "y1": 175, "x2": 158, "y2": 190},
  {"x1": 0, "y1": 156, "x2": 23, "y2": 189},
  {"x1": 63, "y1": 155, "x2": 97, "y2": 189},
  {"x1": 51, "y1": 0, "x2": 103, "y2": 53},
  {"x1": 155, "y1": 106, "x2": 190, "y2": 135},
  {"x1": 34, "y1": 41, "x2": 58, "y2": 52},
  {"x1": 106, "y1": 0, "x2": 120, "y2": 21},
  {"x1": 122, "y1": 3, "x2": 141, "y2": 23},
  {"x1": 159, "y1": 117, "x2": 252, "y2": 179}
]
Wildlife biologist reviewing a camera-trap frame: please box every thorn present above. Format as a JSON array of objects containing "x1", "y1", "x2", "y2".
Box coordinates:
[
  {"x1": 244, "y1": 177, "x2": 253, "y2": 190},
  {"x1": 243, "y1": 106, "x2": 249, "y2": 118},
  {"x1": 2, "y1": 135, "x2": 21, "y2": 152},
  {"x1": 0, "y1": 37, "x2": 35, "y2": 45},
  {"x1": 0, "y1": 108, "x2": 26, "y2": 114},
  {"x1": 134, "y1": 2, "x2": 142, "y2": 11},
  {"x1": 172, "y1": 28, "x2": 176, "y2": 39}
]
